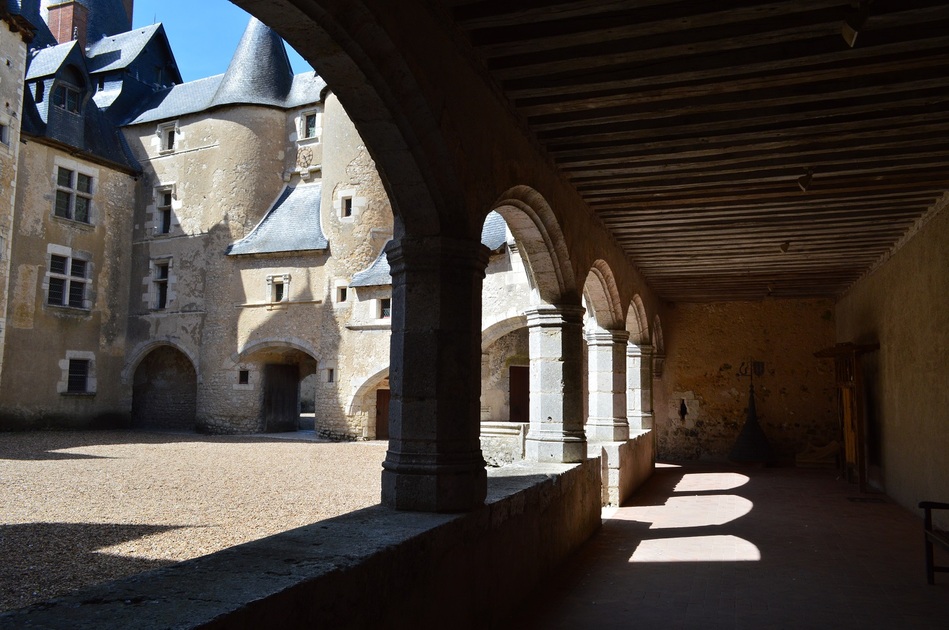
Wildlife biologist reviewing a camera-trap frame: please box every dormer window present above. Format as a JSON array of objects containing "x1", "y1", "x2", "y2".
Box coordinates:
[{"x1": 52, "y1": 85, "x2": 80, "y2": 113}]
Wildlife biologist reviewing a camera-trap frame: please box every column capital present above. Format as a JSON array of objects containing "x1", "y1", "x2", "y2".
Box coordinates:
[
  {"x1": 385, "y1": 235, "x2": 490, "y2": 274},
  {"x1": 627, "y1": 343, "x2": 654, "y2": 357},
  {"x1": 586, "y1": 328, "x2": 630, "y2": 346},
  {"x1": 524, "y1": 303, "x2": 586, "y2": 328}
]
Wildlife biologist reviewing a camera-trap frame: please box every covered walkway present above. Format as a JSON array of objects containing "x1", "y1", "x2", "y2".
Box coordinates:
[{"x1": 509, "y1": 462, "x2": 949, "y2": 629}]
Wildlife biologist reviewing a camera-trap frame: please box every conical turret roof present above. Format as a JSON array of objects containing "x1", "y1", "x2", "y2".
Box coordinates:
[{"x1": 210, "y1": 16, "x2": 293, "y2": 109}]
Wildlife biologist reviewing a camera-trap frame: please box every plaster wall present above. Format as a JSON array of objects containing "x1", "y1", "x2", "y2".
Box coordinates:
[
  {"x1": 656, "y1": 299, "x2": 837, "y2": 461},
  {"x1": 0, "y1": 143, "x2": 134, "y2": 428},
  {"x1": 0, "y1": 24, "x2": 27, "y2": 389},
  {"x1": 835, "y1": 207, "x2": 949, "y2": 525}
]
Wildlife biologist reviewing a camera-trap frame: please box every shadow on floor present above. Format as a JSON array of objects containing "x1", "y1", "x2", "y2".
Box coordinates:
[
  {"x1": 504, "y1": 462, "x2": 949, "y2": 630},
  {"x1": 0, "y1": 522, "x2": 183, "y2": 611}
]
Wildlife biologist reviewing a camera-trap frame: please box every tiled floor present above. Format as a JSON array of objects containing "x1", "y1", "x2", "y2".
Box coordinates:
[{"x1": 507, "y1": 462, "x2": 949, "y2": 629}]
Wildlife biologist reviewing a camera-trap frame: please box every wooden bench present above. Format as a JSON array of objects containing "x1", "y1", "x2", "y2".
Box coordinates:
[{"x1": 919, "y1": 501, "x2": 949, "y2": 584}]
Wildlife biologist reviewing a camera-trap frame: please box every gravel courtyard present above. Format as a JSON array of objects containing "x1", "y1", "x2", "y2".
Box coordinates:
[{"x1": 0, "y1": 430, "x2": 388, "y2": 612}]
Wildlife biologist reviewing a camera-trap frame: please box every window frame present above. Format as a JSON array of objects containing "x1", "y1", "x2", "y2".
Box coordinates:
[
  {"x1": 52, "y1": 83, "x2": 81, "y2": 114},
  {"x1": 157, "y1": 190, "x2": 173, "y2": 235},
  {"x1": 53, "y1": 166, "x2": 94, "y2": 224},
  {"x1": 299, "y1": 110, "x2": 320, "y2": 142},
  {"x1": 67, "y1": 359, "x2": 90, "y2": 393},
  {"x1": 153, "y1": 260, "x2": 170, "y2": 310},
  {"x1": 46, "y1": 251, "x2": 91, "y2": 310},
  {"x1": 157, "y1": 121, "x2": 179, "y2": 154},
  {"x1": 267, "y1": 273, "x2": 291, "y2": 306},
  {"x1": 59, "y1": 350, "x2": 96, "y2": 395},
  {"x1": 378, "y1": 297, "x2": 392, "y2": 320}
]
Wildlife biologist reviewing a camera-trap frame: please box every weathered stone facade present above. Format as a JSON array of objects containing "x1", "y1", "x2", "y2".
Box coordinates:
[
  {"x1": 656, "y1": 299, "x2": 838, "y2": 461},
  {"x1": 0, "y1": 140, "x2": 135, "y2": 428},
  {"x1": 0, "y1": 14, "x2": 28, "y2": 389}
]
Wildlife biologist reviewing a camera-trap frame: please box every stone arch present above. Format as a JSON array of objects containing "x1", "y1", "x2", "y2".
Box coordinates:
[
  {"x1": 123, "y1": 338, "x2": 199, "y2": 385},
  {"x1": 626, "y1": 294, "x2": 649, "y2": 345},
  {"x1": 349, "y1": 366, "x2": 391, "y2": 440},
  {"x1": 236, "y1": 337, "x2": 319, "y2": 363},
  {"x1": 652, "y1": 314, "x2": 666, "y2": 379},
  {"x1": 582, "y1": 260, "x2": 624, "y2": 330},
  {"x1": 237, "y1": 339, "x2": 319, "y2": 433},
  {"x1": 652, "y1": 315, "x2": 665, "y2": 356},
  {"x1": 131, "y1": 345, "x2": 198, "y2": 431},
  {"x1": 489, "y1": 186, "x2": 577, "y2": 306},
  {"x1": 481, "y1": 315, "x2": 528, "y2": 351}
]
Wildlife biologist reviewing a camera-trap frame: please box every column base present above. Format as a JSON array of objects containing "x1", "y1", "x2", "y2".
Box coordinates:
[
  {"x1": 586, "y1": 417, "x2": 630, "y2": 442},
  {"x1": 525, "y1": 434, "x2": 587, "y2": 463},
  {"x1": 381, "y1": 459, "x2": 487, "y2": 512}
]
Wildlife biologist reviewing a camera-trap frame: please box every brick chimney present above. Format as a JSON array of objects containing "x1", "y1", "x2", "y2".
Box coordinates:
[
  {"x1": 47, "y1": 1, "x2": 89, "y2": 48},
  {"x1": 122, "y1": 0, "x2": 134, "y2": 30}
]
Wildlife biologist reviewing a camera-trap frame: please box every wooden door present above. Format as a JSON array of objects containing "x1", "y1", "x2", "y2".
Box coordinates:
[
  {"x1": 375, "y1": 388, "x2": 391, "y2": 440},
  {"x1": 263, "y1": 364, "x2": 300, "y2": 432},
  {"x1": 509, "y1": 366, "x2": 529, "y2": 423}
]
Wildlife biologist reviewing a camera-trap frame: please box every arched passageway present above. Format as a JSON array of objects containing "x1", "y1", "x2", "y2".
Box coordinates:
[
  {"x1": 239, "y1": 345, "x2": 318, "y2": 433},
  {"x1": 131, "y1": 345, "x2": 197, "y2": 431}
]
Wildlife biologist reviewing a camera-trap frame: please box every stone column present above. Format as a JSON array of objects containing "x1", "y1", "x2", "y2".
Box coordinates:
[
  {"x1": 479, "y1": 352, "x2": 491, "y2": 422},
  {"x1": 586, "y1": 329, "x2": 630, "y2": 441},
  {"x1": 524, "y1": 304, "x2": 587, "y2": 462},
  {"x1": 627, "y1": 343, "x2": 654, "y2": 430},
  {"x1": 381, "y1": 236, "x2": 489, "y2": 512}
]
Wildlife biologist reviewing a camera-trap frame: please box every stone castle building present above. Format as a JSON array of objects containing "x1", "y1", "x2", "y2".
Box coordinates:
[
  {"x1": 0, "y1": 0, "x2": 551, "y2": 458},
  {"x1": 1, "y1": 1, "x2": 947, "y2": 625}
]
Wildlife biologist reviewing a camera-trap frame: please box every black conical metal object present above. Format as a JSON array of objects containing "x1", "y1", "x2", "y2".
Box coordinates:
[{"x1": 729, "y1": 379, "x2": 774, "y2": 464}]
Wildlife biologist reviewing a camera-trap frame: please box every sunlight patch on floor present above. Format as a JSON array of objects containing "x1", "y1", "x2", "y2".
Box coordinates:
[
  {"x1": 673, "y1": 472, "x2": 749, "y2": 493},
  {"x1": 629, "y1": 534, "x2": 761, "y2": 563},
  {"x1": 632, "y1": 494, "x2": 754, "y2": 529}
]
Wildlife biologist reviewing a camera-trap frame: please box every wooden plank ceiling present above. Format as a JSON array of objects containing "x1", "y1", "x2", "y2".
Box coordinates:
[{"x1": 445, "y1": 0, "x2": 949, "y2": 301}]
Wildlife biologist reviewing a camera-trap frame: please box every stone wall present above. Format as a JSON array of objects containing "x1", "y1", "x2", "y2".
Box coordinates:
[
  {"x1": 835, "y1": 205, "x2": 949, "y2": 527},
  {"x1": 0, "y1": 22, "x2": 27, "y2": 391},
  {"x1": 0, "y1": 143, "x2": 135, "y2": 429},
  {"x1": 656, "y1": 299, "x2": 837, "y2": 461}
]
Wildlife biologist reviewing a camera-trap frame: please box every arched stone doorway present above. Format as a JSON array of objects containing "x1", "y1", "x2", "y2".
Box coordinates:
[
  {"x1": 131, "y1": 346, "x2": 197, "y2": 431},
  {"x1": 240, "y1": 345, "x2": 318, "y2": 433}
]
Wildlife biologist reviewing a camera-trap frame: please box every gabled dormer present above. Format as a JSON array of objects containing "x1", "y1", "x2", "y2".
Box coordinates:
[
  {"x1": 22, "y1": 38, "x2": 136, "y2": 171},
  {"x1": 86, "y1": 23, "x2": 182, "y2": 122},
  {"x1": 25, "y1": 40, "x2": 90, "y2": 133}
]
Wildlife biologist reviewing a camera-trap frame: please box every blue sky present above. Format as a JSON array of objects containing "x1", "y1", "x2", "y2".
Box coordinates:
[{"x1": 131, "y1": 0, "x2": 310, "y2": 82}]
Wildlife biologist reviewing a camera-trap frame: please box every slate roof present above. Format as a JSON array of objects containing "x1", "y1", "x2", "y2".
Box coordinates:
[
  {"x1": 350, "y1": 213, "x2": 510, "y2": 287},
  {"x1": 86, "y1": 24, "x2": 167, "y2": 74},
  {"x1": 227, "y1": 183, "x2": 327, "y2": 256},
  {"x1": 481, "y1": 211, "x2": 508, "y2": 251},
  {"x1": 210, "y1": 17, "x2": 293, "y2": 109},
  {"x1": 126, "y1": 18, "x2": 325, "y2": 126},
  {"x1": 349, "y1": 247, "x2": 392, "y2": 288},
  {"x1": 25, "y1": 40, "x2": 76, "y2": 79}
]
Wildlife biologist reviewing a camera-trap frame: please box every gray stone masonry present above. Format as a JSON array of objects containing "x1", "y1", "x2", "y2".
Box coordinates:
[
  {"x1": 524, "y1": 304, "x2": 587, "y2": 463},
  {"x1": 381, "y1": 236, "x2": 489, "y2": 512}
]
